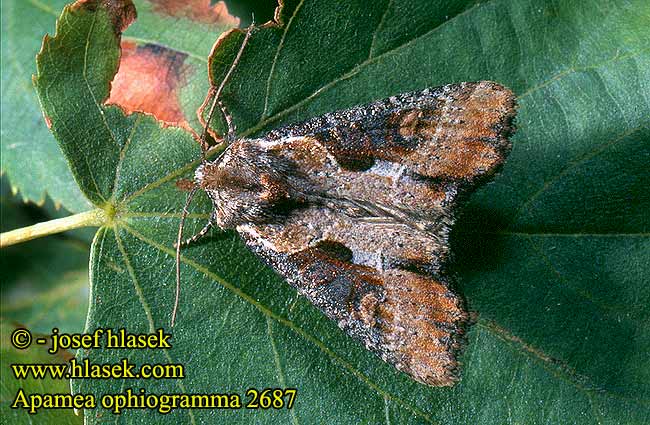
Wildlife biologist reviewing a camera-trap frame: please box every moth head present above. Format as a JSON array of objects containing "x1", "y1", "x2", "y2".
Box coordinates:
[{"x1": 194, "y1": 144, "x2": 295, "y2": 229}]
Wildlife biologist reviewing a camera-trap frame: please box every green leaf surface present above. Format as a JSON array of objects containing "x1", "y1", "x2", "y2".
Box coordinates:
[
  {"x1": 0, "y1": 0, "x2": 238, "y2": 211},
  {"x1": 35, "y1": 0, "x2": 650, "y2": 424}
]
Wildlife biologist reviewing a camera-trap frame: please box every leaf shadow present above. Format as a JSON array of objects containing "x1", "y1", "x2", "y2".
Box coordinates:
[{"x1": 450, "y1": 204, "x2": 647, "y2": 398}]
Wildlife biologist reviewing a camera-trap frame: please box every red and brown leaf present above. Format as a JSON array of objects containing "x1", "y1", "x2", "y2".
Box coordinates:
[
  {"x1": 107, "y1": 41, "x2": 192, "y2": 129},
  {"x1": 150, "y1": 0, "x2": 240, "y2": 26}
]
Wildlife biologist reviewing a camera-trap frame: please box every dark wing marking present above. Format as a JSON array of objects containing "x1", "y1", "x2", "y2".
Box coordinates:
[
  {"x1": 267, "y1": 81, "x2": 516, "y2": 187},
  {"x1": 239, "y1": 233, "x2": 467, "y2": 387}
]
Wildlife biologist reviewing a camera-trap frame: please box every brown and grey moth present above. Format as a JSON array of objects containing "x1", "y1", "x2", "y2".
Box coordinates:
[{"x1": 174, "y1": 25, "x2": 516, "y2": 387}]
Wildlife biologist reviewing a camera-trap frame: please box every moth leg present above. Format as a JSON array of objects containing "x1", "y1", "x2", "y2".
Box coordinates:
[
  {"x1": 218, "y1": 100, "x2": 237, "y2": 142},
  {"x1": 177, "y1": 211, "x2": 217, "y2": 248}
]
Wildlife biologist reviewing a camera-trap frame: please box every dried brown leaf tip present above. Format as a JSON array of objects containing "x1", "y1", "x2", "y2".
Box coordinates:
[
  {"x1": 107, "y1": 41, "x2": 191, "y2": 129},
  {"x1": 150, "y1": 0, "x2": 240, "y2": 26},
  {"x1": 72, "y1": 0, "x2": 136, "y2": 34}
]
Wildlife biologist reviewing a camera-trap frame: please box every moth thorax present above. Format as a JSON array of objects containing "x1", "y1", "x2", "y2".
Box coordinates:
[
  {"x1": 195, "y1": 162, "x2": 281, "y2": 229},
  {"x1": 196, "y1": 162, "x2": 256, "y2": 192}
]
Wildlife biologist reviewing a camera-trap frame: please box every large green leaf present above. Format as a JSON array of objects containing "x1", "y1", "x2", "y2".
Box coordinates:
[
  {"x1": 0, "y1": 0, "x2": 238, "y2": 211},
  {"x1": 34, "y1": 0, "x2": 649, "y2": 424}
]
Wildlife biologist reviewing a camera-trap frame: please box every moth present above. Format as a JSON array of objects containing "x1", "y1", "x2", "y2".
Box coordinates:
[{"x1": 174, "y1": 24, "x2": 516, "y2": 387}]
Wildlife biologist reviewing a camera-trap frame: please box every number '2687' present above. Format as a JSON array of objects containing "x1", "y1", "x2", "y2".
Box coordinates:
[{"x1": 245, "y1": 388, "x2": 297, "y2": 409}]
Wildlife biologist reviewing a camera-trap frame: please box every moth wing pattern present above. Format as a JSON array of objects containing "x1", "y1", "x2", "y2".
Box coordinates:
[
  {"x1": 240, "y1": 235, "x2": 469, "y2": 387},
  {"x1": 266, "y1": 80, "x2": 516, "y2": 187},
  {"x1": 205, "y1": 81, "x2": 516, "y2": 386}
]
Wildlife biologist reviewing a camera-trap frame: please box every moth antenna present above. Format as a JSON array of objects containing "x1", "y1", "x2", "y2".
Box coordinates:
[
  {"x1": 200, "y1": 21, "x2": 255, "y2": 156},
  {"x1": 218, "y1": 100, "x2": 236, "y2": 142},
  {"x1": 172, "y1": 186, "x2": 198, "y2": 327},
  {"x1": 173, "y1": 22, "x2": 256, "y2": 326}
]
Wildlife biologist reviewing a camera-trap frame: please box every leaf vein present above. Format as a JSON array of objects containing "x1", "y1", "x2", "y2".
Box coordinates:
[
  {"x1": 523, "y1": 234, "x2": 632, "y2": 317},
  {"x1": 82, "y1": 12, "x2": 120, "y2": 150},
  {"x1": 510, "y1": 123, "x2": 648, "y2": 225},
  {"x1": 368, "y1": 0, "x2": 394, "y2": 60},
  {"x1": 266, "y1": 317, "x2": 300, "y2": 425},
  {"x1": 384, "y1": 396, "x2": 392, "y2": 425},
  {"x1": 120, "y1": 158, "x2": 200, "y2": 206},
  {"x1": 593, "y1": 65, "x2": 631, "y2": 128},
  {"x1": 262, "y1": 0, "x2": 307, "y2": 119},
  {"x1": 119, "y1": 144, "x2": 227, "y2": 206},
  {"x1": 113, "y1": 228, "x2": 156, "y2": 332},
  {"x1": 43, "y1": 87, "x2": 107, "y2": 204},
  {"x1": 111, "y1": 114, "x2": 143, "y2": 202},
  {"x1": 121, "y1": 212, "x2": 210, "y2": 220},
  {"x1": 480, "y1": 320, "x2": 650, "y2": 404},
  {"x1": 112, "y1": 227, "x2": 196, "y2": 425},
  {"x1": 518, "y1": 48, "x2": 650, "y2": 100}
]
